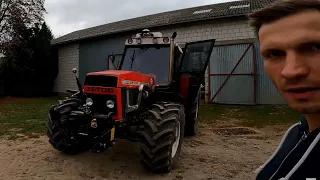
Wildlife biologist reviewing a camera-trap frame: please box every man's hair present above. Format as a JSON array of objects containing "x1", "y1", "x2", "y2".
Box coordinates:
[{"x1": 248, "y1": 0, "x2": 320, "y2": 36}]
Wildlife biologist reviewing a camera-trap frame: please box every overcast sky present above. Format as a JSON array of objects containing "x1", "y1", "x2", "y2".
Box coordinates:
[{"x1": 44, "y1": 0, "x2": 240, "y2": 38}]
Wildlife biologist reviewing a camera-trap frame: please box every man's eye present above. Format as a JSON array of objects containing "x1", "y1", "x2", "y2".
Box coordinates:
[
  {"x1": 266, "y1": 50, "x2": 284, "y2": 58},
  {"x1": 311, "y1": 45, "x2": 320, "y2": 50}
]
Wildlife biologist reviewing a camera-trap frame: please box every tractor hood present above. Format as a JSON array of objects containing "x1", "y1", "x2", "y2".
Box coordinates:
[
  {"x1": 86, "y1": 70, "x2": 155, "y2": 88},
  {"x1": 87, "y1": 70, "x2": 139, "y2": 76}
]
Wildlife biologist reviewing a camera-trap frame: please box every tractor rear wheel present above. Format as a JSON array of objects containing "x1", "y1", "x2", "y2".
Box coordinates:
[
  {"x1": 47, "y1": 98, "x2": 91, "y2": 155},
  {"x1": 184, "y1": 88, "x2": 201, "y2": 136},
  {"x1": 139, "y1": 101, "x2": 185, "y2": 173}
]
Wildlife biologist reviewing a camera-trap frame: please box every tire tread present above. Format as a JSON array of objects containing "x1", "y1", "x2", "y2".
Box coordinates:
[{"x1": 139, "y1": 101, "x2": 185, "y2": 173}]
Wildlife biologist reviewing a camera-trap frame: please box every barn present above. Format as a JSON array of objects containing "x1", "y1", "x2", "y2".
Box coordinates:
[{"x1": 51, "y1": 0, "x2": 285, "y2": 105}]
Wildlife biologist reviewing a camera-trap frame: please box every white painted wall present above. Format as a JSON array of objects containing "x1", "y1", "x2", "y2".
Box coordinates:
[{"x1": 53, "y1": 44, "x2": 79, "y2": 93}]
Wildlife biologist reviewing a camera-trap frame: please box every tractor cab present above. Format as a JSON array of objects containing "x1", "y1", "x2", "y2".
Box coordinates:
[
  {"x1": 110, "y1": 29, "x2": 174, "y2": 86},
  {"x1": 108, "y1": 28, "x2": 215, "y2": 107},
  {"x1": 110, "y1": 29, "x2": 214, "y2": 93}
]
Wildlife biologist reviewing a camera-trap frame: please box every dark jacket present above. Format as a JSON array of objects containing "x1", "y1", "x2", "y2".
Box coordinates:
[{"x1": 256, "y1": 116, "x2": 320, "y2": 180}]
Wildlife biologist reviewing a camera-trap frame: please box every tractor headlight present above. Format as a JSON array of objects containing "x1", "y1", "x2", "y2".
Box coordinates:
[
  {"x1": 86, "y1": 98, "x2": 93, "y2": 106},
  {"x1": 106, "y1": 100, "x2": 115, "y2": 108}
]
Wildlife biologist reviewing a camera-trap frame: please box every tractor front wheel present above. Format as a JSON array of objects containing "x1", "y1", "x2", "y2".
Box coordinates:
[
  {"x1": 139, "y1": 101, "x2": 185, "y2": 173},
  {"x1": 47, "y1": 98, "x2": 91, "y2": 155}
]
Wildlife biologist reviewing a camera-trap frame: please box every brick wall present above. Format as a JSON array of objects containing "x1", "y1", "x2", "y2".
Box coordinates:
[
  {"x1": 53, "y1": 43, "x2": 79, "y2": 93},
  {"x1": 153, "y1": 17, "x2": 255, "y2": 43}
]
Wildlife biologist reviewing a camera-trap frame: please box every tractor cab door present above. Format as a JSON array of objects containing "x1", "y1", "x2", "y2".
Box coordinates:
[
  {"x1": 175, "y1": 39, "x2": 215, "y2": 102},
  {"x1": 177, "y1": 39, "x2": 215, "y2": 77}
]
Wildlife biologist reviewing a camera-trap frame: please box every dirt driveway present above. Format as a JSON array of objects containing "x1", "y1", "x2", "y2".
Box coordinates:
[{"x1": 0, "y1": 121, "x2": 288, "y2": 180}]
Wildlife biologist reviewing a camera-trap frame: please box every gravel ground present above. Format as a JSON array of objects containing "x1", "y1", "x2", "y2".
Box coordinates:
[{"x1": 0, "y1": 121, "x2": 289, "y2": 180}]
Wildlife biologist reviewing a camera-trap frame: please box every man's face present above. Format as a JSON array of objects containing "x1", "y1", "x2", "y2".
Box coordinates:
[{"x1": 259, "y1": 10, "x2": 320, "y2": 114}]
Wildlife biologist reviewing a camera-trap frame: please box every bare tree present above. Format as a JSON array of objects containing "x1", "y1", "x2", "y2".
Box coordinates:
[{"x1": 0, "y1": 0, "x2": 46, "y2": 43}]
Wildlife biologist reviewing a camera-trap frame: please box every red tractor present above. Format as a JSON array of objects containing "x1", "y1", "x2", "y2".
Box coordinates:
[{"x1": 47, "y1": 29, "x2": 215, "y2": 173}]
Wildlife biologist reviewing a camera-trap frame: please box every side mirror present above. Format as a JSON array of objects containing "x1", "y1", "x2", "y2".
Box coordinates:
[
  {"x1": 71, "y1": 67, "x2": 83, "y2": 96},
  {"x1": 72, "y1": 68, "x2": 77, "y2": 74}
]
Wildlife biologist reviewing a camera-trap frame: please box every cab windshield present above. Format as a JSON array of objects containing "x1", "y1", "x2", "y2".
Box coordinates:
[{"x1": 120, "y1": 45, "x2": 170, "y2": 84}]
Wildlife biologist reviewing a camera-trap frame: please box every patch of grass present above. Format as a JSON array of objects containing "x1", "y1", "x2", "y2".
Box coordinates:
[
  {"x1": 0, "y1": 96, "x2": 63, "y2": 139},
  {"x1": 0, "y1": 96, "x2": 301, "y2": 139},
  {"x1": 199, "y1": 103, "x2": 301, "y2": 128}
]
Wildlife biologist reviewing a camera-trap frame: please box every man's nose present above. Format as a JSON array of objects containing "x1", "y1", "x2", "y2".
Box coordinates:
[{"x1": 281, "y1": 52, "x2": 309, "y2": 79}]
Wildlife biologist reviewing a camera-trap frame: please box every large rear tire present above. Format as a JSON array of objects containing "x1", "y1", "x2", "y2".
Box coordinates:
[
  {"x1": 47, "y1": 98, "x2": 91, "y2": 155},
  {"x1": 139, "y1": 101, "x2": 185, "y2": 173},
  {"x1": 184, "y1": 88, "x2": 201, "y2": 136}
]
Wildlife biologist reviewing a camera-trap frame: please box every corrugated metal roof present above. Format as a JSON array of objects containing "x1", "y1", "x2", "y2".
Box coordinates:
[{"x1": 51, "y1": 0, "x2": 274, "y2": 45}]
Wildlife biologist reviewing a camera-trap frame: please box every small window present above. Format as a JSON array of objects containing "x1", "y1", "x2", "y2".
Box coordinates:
[{"x1": 108, "y1": 54, "x2": 123, "y2": 70}]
